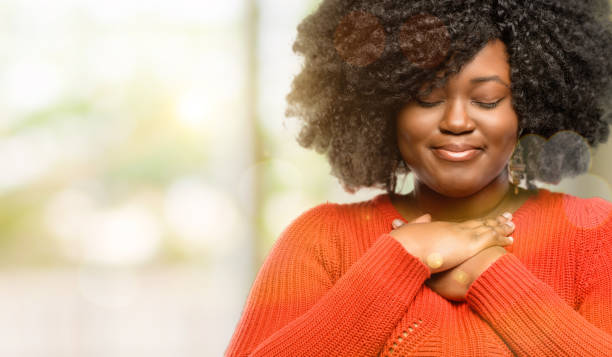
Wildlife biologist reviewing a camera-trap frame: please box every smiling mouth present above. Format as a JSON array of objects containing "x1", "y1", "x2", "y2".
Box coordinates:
[{"x1": 432, "y1": 148, "x2": 483, "y2": 162}]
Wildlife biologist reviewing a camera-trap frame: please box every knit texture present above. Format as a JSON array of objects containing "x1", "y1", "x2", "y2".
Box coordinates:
[{"x1": 225, "y1": 189, "x2": 612, "y2": 356}]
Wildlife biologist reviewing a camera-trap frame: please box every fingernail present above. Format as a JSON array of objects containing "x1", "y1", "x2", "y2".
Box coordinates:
[
  {"x1": 392, "y1": 219, "x2": 403, "y2": 228},
  {"x1": 502, "y1": 212, "x2": 512, "y2": 220},
  {"x1": 505, "y1": 221, "x2": 515, "y2": 229},
  {"x1": 507, "y1": 236, "x2": 514, "y2": 243}
]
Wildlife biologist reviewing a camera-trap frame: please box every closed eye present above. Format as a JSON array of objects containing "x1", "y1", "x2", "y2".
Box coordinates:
[
  {"x1": 473, "y1": 97, "x2": 505, "y2": 109},
  {"x1": 416, "y1": 97, "x2": 506, "y2": 109},
  {"x1": 416, "y1": 99, "x2": 443, "y2": 108}
]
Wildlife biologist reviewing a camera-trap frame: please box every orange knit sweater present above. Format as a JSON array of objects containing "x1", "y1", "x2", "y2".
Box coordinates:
[{"x1": 225, "y1": 189, "x2": 612, "y2": 356}]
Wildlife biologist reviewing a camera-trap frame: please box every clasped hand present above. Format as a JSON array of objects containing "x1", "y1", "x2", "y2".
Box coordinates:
[{"x1": 389, "y1": 212, "x2": 514, "y2": 301}]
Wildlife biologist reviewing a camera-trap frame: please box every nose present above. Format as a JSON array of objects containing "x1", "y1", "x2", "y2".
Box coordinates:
[{"x1": 439, "y1": 98, "x2": 475, "y2": 134}]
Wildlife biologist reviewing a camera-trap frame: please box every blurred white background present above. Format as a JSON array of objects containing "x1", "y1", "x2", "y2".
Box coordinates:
[{"x1": 0, "y1": 1, "x2": 611, "y2": 356}]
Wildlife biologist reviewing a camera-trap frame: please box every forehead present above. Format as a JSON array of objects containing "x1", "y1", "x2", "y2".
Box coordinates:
[
  {"x1": 459, "y1": 39, "x2": 510, "y2": 80},
  {"x1": 423, "y1": 39, "x2": 511, "y2": 92}
]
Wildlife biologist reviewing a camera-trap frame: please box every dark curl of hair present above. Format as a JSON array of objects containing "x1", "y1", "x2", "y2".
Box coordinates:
[{"x1": 285, "y1": 0, "x2": 612, "y2": 194}]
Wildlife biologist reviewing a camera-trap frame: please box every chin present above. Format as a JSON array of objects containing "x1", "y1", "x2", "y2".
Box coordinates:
[{"x1": 430, "y1": 179, "x2": 487, "y2": 198}]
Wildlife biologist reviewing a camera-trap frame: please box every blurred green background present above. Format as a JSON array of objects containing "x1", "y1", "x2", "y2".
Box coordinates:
[{"x1": 1, "y1": 0, "x2": 611, "y2": 356}]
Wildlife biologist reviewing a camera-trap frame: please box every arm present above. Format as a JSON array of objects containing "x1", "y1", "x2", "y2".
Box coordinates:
[
  {"x1": 225, "y1": 204, "x2": 432, "y2": 357},
  {"x1": 465, "y1": 227, "x2": 612, "y2": 356}
]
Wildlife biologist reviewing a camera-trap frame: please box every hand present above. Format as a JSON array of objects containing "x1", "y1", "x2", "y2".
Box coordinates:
[
  {"x1": 389, "y1": 212, "x2": 514, "y2": 274},
  {"x1": 424, "y1": 245, "x2": 509, "y2": 301}
]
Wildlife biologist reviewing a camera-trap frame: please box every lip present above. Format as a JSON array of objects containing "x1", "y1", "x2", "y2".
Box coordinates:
[
  {"x1": 432, "y1": 147, "x2": 483, "y2": 162},
  {"x1": 433, "y1": 143, "x2": 482, "y2": 152}
]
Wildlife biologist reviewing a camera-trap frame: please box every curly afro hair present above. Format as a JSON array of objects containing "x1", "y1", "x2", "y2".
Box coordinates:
[{"x1": 284, "y1": 0, "x2": 612, "y2": 194}]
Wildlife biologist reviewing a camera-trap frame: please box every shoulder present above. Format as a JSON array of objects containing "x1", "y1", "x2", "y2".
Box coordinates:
[
  {"x1": 281, "y1": 194, "x2": 387, "y2": 241},
  {"x1": 553, "y1": 190, "x2": 612, "y2": 232},
  {"x1": 559, "y1": 193, "x2": 612, "y2": 303},
  {"x1": 525, "y1": 188, "x2": 612, "y2": 230},
  {"x1": 520, "y1": 189, "x2": 612, "y2": 254},
  {"x1": 261, "y1": 202, "x2": 341, "y2": 270},
  {"x1": 277, "y1": 193, "x2": 393, "y2": 248},
  {"x1": 541, "y1": 190, "x2": 612, "y2": 269},
  {"x1": 295, "y1": 192, "x2": 387, "y2": 218},
  {"x1": 533, "y1": 190, "x2": 612, "y2": 294},
  {"x1": 279, "y1": 201, "x2": 340, "y2": 241},
  {"x1": 297, "y1": 201, "x2": 340, "y2": 221}
]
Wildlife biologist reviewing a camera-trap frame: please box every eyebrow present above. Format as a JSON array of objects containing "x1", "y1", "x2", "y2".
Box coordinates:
[{"x1": 470, "y1": 75, "x2": 510, "y2": 88}]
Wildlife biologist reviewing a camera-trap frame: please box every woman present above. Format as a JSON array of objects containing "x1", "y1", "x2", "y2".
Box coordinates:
[{"x1": 226, "y1": 1, "x2": 612, "y2": 356}]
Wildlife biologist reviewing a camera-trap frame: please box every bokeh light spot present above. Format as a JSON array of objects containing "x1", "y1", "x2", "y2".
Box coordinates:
[
  {"x1": 426, "y1": 252, "x2": 443, "y2": 269},
  {"x1": 544, "y1": 173, "x2": 612, "y2": 229},
  {"x1": 399, "y1": 14, "x2": 450, "y2": 69},
  {"x1": 452, "y1": 269, "x2": 470, "y2": 285},
  {"x1": 164, "y1": 177, "x2": 241, "y2": 256},
  {"x1": 536, "y1": 130, "x2": 591, "y2": 184},
  {"x1": 334, "y1": 11, "x2": 386, "y2": 67},
  {"x1": 78, "y1": 266, "x2": 142, "y2": 309}
]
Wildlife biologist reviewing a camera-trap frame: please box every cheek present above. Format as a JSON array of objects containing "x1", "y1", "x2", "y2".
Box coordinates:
[
  {"x1": 481, "y1": 113, "x2": 518, "y2": 154},
  {"x1": 396, "y1": 120, "x2": 429, "y2": 163},
  {"x1": 397, "y1": 109, "x2": 434, "y2": 147}
]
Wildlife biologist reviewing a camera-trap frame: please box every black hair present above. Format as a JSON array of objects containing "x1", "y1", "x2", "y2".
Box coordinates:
[{"x1": 285, "y1": 0, "x2": 612, "y2": 193}]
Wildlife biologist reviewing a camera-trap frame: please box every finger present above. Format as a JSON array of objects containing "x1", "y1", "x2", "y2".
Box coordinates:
[
  {"x1": 492, "y1": 223, "x2": 511, "y2": 237},
  {"x1": 493, "y1": 216, "x2": 515, "y2": 235},
  {"x1": 486, "y1": 216, "x2": 515, "y2": 236},
  {"x1": 474, "y1": 225, "x2": 492, "y2": 235},
  {"x1": 479, "y1": 228, "x2": 513, "y2": 248},
  {"x1": 494, "y1": 218, "x2": 515, "y2": 235},
  {"x1": 475, "y1": 224, "x2": 512, "y2": 241},
  {"x1": 495, "y1": 212, "x2": 512, "y2": 224},
  {"x1": 392, "y1": 219, "x2": 405, "y2": 229},
  {"x1": 483, "y1": 218, "x2": 497, "y2": 227},
  {"x1": 465, "y1": 212, "x2": 511, "y2": 229},
  {"x1": 459, "y1": 219, "x2": 482, "y2": 229},
  {"x1": 411, "y1": 213, "x2": 431, "y2": 224},
  {"x1": 504, "y1": 219, "x2": 515, "y2": 233}
]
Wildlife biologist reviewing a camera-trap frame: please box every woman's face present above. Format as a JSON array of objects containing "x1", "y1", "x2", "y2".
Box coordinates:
[{"x1": 397, "y1": 39, "x2": 518, "y2": 197}]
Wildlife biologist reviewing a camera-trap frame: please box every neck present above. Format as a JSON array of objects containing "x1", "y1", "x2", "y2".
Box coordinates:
[{"x1": 409, "y1": 171, "x2": 513, "y2": 222}]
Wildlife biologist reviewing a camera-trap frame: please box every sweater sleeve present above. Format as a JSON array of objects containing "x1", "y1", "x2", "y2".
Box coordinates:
[
  {"x1": 225, "y1": 203, "x2": 431, "y2": 357},
  {"x1": 465, "y1": 213, "x2": 612, "y2": 356}
]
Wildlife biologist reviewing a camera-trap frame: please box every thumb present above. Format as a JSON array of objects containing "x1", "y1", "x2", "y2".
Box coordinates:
[
  {"x1": 391, "y1": 218, "x2": 405, "y2": 229},
  {"x1": 392, "y1": 213, "x2": 431, "y2": 229},
  {"x1": 410, "y1": 213, "x2": 431, "y2": 224}
]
